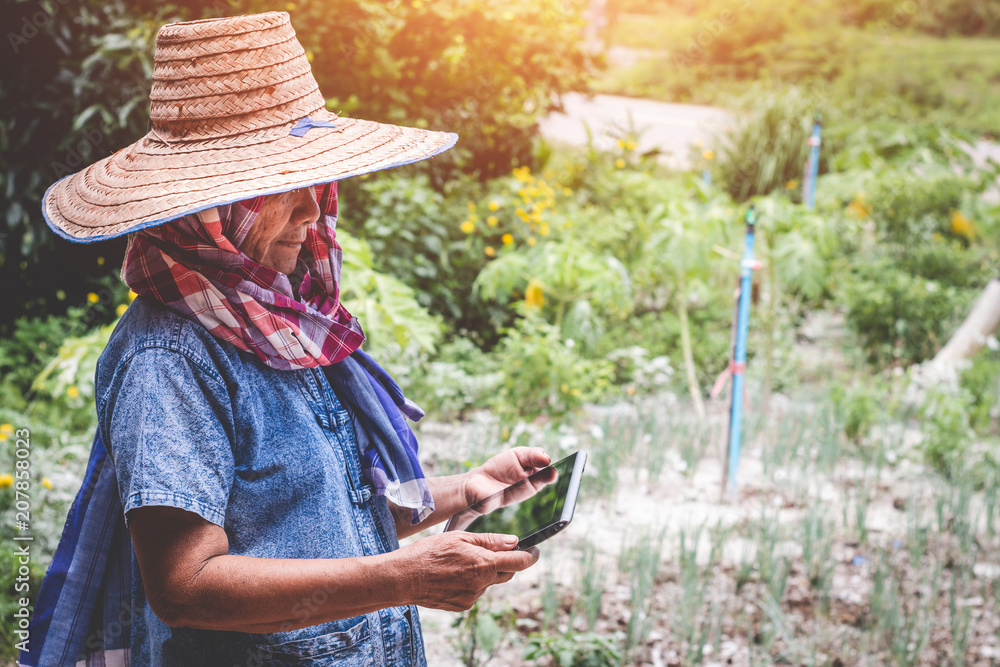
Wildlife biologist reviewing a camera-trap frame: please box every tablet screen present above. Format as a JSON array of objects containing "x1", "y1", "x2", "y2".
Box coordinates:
[{"x1": 449, "y1": 453, "x2": 578, "y2": 539}]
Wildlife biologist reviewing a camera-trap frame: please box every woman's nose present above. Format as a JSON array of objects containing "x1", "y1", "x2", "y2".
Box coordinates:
[{"x1": 292, "y1": 186, "x2": 320, "y2": 227}]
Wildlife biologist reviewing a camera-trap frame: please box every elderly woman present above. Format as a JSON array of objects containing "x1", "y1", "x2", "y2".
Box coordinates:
[{"x1": 24, "y1": 11, "x2": 546, "y2": 666}]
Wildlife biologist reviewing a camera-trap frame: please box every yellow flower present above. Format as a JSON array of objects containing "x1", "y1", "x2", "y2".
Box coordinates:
[
  {"x1": 786, "y1": 179, "x2": 798, "y2": 190},
  {"x1": 702, "y1": 150, "x2": 715, "y2": 161},
  {"x1": 524, "y1": 279, "x2": 545, "y2": 309},
  {"x1": 571, "y1": 388, "x2": 582, "y2": 397},
  {"x1": 560, "y1": 383, "x2": 569, "y2": 393},
  {"x1": 626, "y1": 140, "x2": 637, "y2": 151},
  {"x1": 486, "y1": 215, "x2": 499, "y2": 227},
  {"x1": 846, "y1": 197, "x2": 872, "y2": 220},
  {"x1": 527, "y1": 236, "x2": 537, "y2": 246},
  {"x1": 285, "y1": 2, "x2": 296, "y2": 9},
  {"x1": 467, "y1": 201, "x2": 477, "y2": 213},
  {"x1": 501, "y1": 233, "x2": 514, "y2": 245},
  {"x1": 950, "y1": 210, "x2": 976, "y2": 240},
  {"x1": 412, "y1": 0, "x2": 424, "y2": 6},
  {"x1": 0, "y1": 474, "x2": 12, "y2": 489},
  {"x1": 512, "y1": 165, "x2": 531, "y2": 182},
  {"x1": 460, "y1": 220, "x2": 476, "y2": 234},
  {"x1": 615, "y1": 158, "x2": 625, "y2": 169},
  {"x1": 116, "y1": 303, "x2": 128, "y2": 317},
  {"x1": 515, "y1": 208, "x2": 529, "y2": 222},
  {"x1": 96, "y1": 256, "x2": 105, "y2": 266},
  {"x1": 128, "y1": 289, "x2": 138, "y2": 302},
  {"x1": 86, "y1": 292, "x2": 99, "y2": 304},
  {"x1": 617, "y1": 139, "x2": 626, "y2": 149},
  {"x1": 306, "y1": 51, "x2": 315, "y2": 63},
  {"x1": 42, "y1": 477, "x2": 53, "y2": 490},
  {"x1": 0, "y1": 424, "x2": 13, "y2": 437},
  {"x1": 539, "y1": 222, "x2": 550, "y2": 237},
  {"x1": 66, "y1": 386, "x2": 80, "y2": 399},
  {"x1": 484, "y1": 246, "x2": 496, "y2": 258},
  {"x1": 488, "y1": 200, "x2": 500, "y2": 212},
  {"x1": 562, "y1": 187, "x2": 572, "y2": 197}
]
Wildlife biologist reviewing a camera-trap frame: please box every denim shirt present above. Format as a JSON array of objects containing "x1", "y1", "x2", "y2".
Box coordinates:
[{"x1": 94, "y1": 296, "x2": 427, "y2": 666}]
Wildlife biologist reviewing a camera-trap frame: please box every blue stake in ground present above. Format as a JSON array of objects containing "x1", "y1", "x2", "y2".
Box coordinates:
[
  {"x1": 724, "y1": 206, "x2": 760, "y2": 499},
  {"x1": 804, "y1": 114, "x2": 822, "y2": 209}
]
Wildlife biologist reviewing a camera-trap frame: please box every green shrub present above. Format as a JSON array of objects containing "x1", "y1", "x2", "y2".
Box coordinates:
[
  {"x1": 832, "y1": 378, "x2": 885, "y2": 442},
  {"x1": 711, "y1": 86, "x2": 818, "y2": 202},
  {"x1": 842, "y1": 255, "x2": 975, "y2": 367},
  {"x1": 960, "y1": 348, "x2": 1000, "y2": 435},
  {"x1": 490, "y1": 315, "x2": 614, "y2": 425},
  {"x1": 920, "y1": 385, "x2": 976, "y2": 478},
  {"x1": 865, "y1": 169, "x2": 972, "y2": 244},
  {"x1": 337, "y1": 230, "x2": 443, "y2": 354}
]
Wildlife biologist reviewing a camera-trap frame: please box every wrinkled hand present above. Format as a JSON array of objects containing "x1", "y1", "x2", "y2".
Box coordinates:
[
  {"x1": 399, "y1": 531, "x2": 540, "y2": 611},
  {"x1": 464, "y1": 447, "x2": 552, "y2": 506}
]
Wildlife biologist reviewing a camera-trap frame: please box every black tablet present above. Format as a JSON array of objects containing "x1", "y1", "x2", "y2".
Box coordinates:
[{"x1": 444, "y1": 451, "x2": 587, "y2": 550}]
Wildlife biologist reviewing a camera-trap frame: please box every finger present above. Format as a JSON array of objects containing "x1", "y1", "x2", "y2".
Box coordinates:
[
  {"x1": 516, "y1": 447, "x2": 551, "y2": 470},
  {"x1": 458, "y1": 532, "x2": 518, "y2": 552},
  {"x1": 491, "y1": 548, "x2": 540, "y2": 573}
]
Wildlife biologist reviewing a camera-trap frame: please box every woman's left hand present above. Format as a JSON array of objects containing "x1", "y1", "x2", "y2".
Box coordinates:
[{"x1": 464, "y1": 447, "x2": 551, "y2": 505}]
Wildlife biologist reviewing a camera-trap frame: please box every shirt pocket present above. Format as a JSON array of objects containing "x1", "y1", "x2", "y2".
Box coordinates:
[{"x1": 254, "y1": 616, "x2": 376, "y2": 667}]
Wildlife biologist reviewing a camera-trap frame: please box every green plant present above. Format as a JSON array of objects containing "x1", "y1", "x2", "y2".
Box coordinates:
[
  {"x1": 451, "y1": 601, "x2": 516, "y2": 667},
  {"x1": 712, "y1": 86, "x2": 818, "y2": 202},
  {"x1": 571, "y1": 542, "x2": 606, "y2": 633},
  {"x1": 919, "y1": 385, "x2": 976, "y2": 479},
  {"x1": 489, "y1": 314, "x2": 614, "y2": 425},
  {"x1": 0, "y1": 546, "x2": 44, "y2": 662},
  {"x1": 337, "y1": 229, "x2": 443, "y2": 354},
  {"x1": 524, "y1": 631, "x2": 620, "y2": 667},
  {"x1": 618, "y1": 526, "x2": 665, "y2": 663},
  {"x1": 842, "y1": 254, "x2": 976, "y2": 367},
  {"x1": 959, "y1": 347, "x2": 1000, "y2": 435}
]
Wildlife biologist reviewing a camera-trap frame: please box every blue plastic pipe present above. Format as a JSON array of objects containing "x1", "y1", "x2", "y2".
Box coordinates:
[
  {"x1": 726, "y1": 206, "x2": 757, "y2": 497},
  {"x1": 805, "y1": 117, "x2": 822, "y2": 209}
]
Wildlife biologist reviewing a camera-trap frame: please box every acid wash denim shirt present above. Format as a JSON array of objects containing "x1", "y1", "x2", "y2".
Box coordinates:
[{"x1": 94, "y1": 295, "x2": 427, "y2": 666}]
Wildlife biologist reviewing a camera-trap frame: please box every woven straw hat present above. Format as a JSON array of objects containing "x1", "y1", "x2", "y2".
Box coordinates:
[{"x1": 43, "y1": 11, "x2": 457, "y2": 243}]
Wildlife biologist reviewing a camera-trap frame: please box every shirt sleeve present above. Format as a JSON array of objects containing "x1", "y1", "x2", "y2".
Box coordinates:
[{"x1": 101, "y1": 347, "x2": 236, "y2": 528}]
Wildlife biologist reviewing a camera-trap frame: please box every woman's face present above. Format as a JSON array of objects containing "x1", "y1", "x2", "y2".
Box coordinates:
[{"x1": 239, "y1": 187, "x2": 320, "y2": 274}]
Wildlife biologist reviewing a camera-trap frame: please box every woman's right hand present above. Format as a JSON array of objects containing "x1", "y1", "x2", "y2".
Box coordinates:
[{"x1": 395, "y1": 531, "x2": 540, "y2": 612}]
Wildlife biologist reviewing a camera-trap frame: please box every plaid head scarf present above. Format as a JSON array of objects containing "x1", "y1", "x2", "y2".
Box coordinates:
[{"x1": 121, "y1": 182, "x2": 365, "y2": 370}]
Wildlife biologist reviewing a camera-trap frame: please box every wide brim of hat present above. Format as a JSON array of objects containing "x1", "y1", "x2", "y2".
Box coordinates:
[{"x1": 43, "y1": 108, "x2": 458, "y2": 243}]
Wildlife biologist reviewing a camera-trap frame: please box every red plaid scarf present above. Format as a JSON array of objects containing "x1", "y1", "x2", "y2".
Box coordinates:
[{"x1": 121, "y1": 182, "x2": 365, "y2": 370}]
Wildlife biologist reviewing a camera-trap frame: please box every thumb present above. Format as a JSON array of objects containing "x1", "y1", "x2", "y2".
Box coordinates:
[{"x1": 460, "y1": 532, "x2": 519, "y2": 552}]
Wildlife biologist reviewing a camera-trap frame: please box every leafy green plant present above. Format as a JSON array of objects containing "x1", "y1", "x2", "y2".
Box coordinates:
[
  {"x1": 488, "y1": 314, "x2": 614, "y2": 425},
  {"x1": 842, "y1": 255, "x2": 975, "y2": 367},
  {"x1": 451, "y1": 601, "x2": 516, "y2": 667},
  {"x1": 959, "y1": 347, "x2": 1000, "y2": 434},
  {"x1": 337, "y1": 229, "x2": 443, "y2": 354},
  {"x1": 524, "y1": 632, "x2": 620, "y2": 667},
  {"x1": 712, "y1": 86, "x2": 817, "y2": 202}
]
